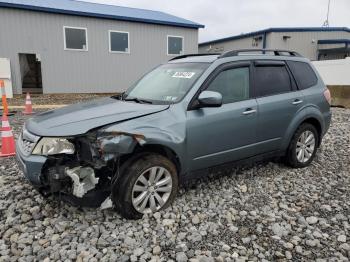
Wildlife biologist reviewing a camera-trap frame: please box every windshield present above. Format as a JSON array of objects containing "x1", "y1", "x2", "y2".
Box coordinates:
[{"x1": 123, "y1": 63, "x2": 209, "y2": 104}]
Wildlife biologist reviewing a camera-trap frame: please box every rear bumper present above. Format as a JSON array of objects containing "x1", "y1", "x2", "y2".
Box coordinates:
[
  {"x1": 323, "y1": 110, "x2": 332, "y2": 136},
  {"x1": 16, "y1": 140, "x2": 47, "y2": 187}
]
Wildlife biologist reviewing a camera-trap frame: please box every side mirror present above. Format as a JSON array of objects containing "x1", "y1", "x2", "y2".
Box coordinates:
[{"x1": 197, "y1": 91, "x2": 222, "y2": 108}]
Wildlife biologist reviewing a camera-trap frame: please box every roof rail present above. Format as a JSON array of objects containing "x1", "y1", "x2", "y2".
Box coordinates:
[
  {"x1": 169, "y1": 53, "x2": 220, "y2": 61},
  {"x1": 219, "y1": 49, "x2": 302, "y2": 58}
]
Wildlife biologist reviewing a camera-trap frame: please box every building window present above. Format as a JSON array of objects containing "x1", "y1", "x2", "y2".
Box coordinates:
[
  {"x1": 167, "y1": 36, "x2": 184, "y2": 55},
  {"x1": 64, "y1": 26, "x2": 88, "y2": 51},
  {"x1": 109, "y1": 31, "x2": 130, "y2": 53},
  {"x1": 252, "y1": 36, "x2": 263, "y2": 47},
  {"x1": 283, "y1": 35, "x2": 291, "y2": 41}
]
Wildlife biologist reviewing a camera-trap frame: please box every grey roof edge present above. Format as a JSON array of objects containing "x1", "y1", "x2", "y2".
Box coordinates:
[
  {"x1": 0, "y1": 1, "x2": 205, "y2": 29},
  {"x1": 199, "y1": 27, "x2": 350, "y2": 46}
]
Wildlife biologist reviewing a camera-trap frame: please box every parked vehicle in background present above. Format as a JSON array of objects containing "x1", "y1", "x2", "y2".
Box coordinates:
[{"x1": 16, "y1": 49, "x2": 331, "y2": 219}]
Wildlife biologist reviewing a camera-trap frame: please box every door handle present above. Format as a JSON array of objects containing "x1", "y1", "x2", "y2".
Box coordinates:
[
  {"x1": 242, "y1": 108, "x2": 257, "y2": 115},
  {"x1": 292, "y1": 99, "x2": 303, "y2": 105}
]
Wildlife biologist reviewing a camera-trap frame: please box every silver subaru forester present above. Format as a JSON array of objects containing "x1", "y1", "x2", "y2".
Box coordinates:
[{"x1": 17, "y1": 49, "x2": 332, "y2": 219}]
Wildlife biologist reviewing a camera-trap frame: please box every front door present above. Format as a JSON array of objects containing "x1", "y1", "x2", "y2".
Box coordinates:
[{"x1": 186, "y1": 63, "x2": 258, "y2": 171}]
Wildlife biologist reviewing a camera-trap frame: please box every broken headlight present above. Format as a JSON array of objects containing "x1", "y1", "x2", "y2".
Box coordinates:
[{"x1": 32, "y1": 137, "x2": 75, "y2": 156}]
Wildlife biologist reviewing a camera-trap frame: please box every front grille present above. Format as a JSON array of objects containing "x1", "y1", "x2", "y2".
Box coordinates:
[{"x1": 19, "y1": 126, "x2": 40, "y2": 156}]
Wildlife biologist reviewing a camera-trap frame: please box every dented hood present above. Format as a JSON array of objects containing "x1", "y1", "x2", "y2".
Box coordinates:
[{"x1": 26, "y1": 97, "x2": 169, "y2": 136}]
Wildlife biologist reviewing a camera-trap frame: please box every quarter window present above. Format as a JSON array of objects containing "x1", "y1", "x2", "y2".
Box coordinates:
[
  {"x1": 254, "y1": 65, "x2": 292, "y2": 97},
  {"x1": 64, "y1": 26, "x2": 88, "y2": 51},
  {"x1": 168, "y1": 36, "x2": 183, "y2": 55},
  {"x1": 109, "y1": 31, "x2": 129, "y2": 53},
  {"x1": 286, "y1": 61, "x2": 317, "y2": 89},
  {"x1": 207, "y1": 67, "x2": 250, "y2": 104}
]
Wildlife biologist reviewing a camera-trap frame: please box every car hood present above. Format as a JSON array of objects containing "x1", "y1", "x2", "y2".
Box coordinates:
[{"x1": 26, "y1": 97, "x2": 169, "y2": 137}]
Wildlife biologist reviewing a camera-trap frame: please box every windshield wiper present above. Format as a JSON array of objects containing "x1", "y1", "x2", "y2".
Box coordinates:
[
  {"x1": 124, "y1": 97, "x2": 153, "y2": 104},
  {"x1": 111, "y1": 93, "x2": 124, "y2": 100}
]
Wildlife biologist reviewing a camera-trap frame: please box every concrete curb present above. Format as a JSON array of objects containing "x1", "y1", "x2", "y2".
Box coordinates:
[{"x1": 328, "y1": 85, "x2": 350, "y2": 108}]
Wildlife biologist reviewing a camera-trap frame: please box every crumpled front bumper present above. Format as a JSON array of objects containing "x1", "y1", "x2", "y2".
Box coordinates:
[
  {"x1": 16, "y1": 139, "x2": 47, "y2": 187},
  {"x1": 16, "y1": 139, "x2": 111, "y2": 207}
]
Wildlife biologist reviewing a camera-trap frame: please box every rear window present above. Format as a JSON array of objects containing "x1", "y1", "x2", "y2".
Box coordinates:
[
  {"x1": 254, "y1": 65, "x2": 292, "y2": 97},
  {"x1": 287, "y1": 61, "x2": 318, "y2": 90}
]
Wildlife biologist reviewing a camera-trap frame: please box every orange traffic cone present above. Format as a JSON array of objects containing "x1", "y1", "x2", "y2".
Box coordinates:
[
  {"x1": 23, "y1": 92, "x2": 34, "y2": 115},
  {"x1": 0, "y1": 80, "x2": 9, "y2": 116},
  {"x1": 0, "y1": 114, "x2": 16, "y2": 157}
]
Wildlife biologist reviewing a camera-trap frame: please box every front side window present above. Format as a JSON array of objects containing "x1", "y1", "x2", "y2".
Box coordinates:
[
  {"x1": 109, "y1": 31, "x2": 129, "y2": 53},
  {"x1": 254, "y1": 65, "x2": 292, "y2": 97},
  {"x1": 124, "y1": 63, "x2": 209, "y2": 104},
  {"x1": 168, "y1": 36, "x2": 183, "y2": 55},
  {"x1": 207, "y1": 67, "x2": 250, "y2": 104},
  {"x1": 64, "y1": 27, "x2": 87, "y2": 51}
]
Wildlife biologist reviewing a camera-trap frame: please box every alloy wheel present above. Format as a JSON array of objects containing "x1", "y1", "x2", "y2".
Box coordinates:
[
  {"x1": 296, "y1": 130, "x2": 316, "y2": 163},
  {"x1": 132, "y1": 166, "x2": 173, "y2": 213}
]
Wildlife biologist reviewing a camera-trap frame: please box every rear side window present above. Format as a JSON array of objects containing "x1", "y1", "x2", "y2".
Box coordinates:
[
  {"x1": 287, "y1": 61, "x2": 318, "y2": 89},
  {"x1": 254, "y1": 65, "x2": 292, "y2": 97},
  {"x1": 207, "y1": 67, "x2": 250, "y2": 104}
]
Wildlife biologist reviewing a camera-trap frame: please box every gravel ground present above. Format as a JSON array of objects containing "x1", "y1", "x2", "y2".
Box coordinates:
[{"x1": 0, "y1": 107, "x2": 349, "y2": 261}]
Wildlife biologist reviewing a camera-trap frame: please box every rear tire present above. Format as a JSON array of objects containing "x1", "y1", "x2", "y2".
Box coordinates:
[
  {"x1": 112, "y1": 153, "x2": 178, "y2": 219},
  {"x1": 285, "y1": 123, "x2": 319, "y2": 168}
]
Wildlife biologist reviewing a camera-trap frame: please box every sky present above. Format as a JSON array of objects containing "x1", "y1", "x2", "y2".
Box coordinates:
[{"x1": 82, "y1": 0, "x2": 350, "y2": 43}]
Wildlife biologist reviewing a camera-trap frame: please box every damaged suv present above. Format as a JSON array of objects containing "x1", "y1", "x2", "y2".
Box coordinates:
[{"x1": 16, "y1": 49, "x2": 331, "y2": 219}]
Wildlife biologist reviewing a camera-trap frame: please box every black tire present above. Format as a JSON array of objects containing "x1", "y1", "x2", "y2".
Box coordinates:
[
  {"x1": 285, "y1": 123, "x2": 319, "y2": 168},
  {"x1": 111, "y1": 153, "x2": 178, "y2": 219}
]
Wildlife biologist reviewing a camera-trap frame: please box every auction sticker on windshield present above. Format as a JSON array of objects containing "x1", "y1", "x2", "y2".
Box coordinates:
[
  {"x1": 172, "y1": 72, "x2": 196, "y2": 79},
  {"x1": 164, "y1": 96, "x2": 178, "y2": 101}
]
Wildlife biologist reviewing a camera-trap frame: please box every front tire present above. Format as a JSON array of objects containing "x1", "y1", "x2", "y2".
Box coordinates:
[
  {"x1": 112, "y1": 153, "x2": 178, "y2": 219},
  {"x1": 285, "y1": 123, "x2": 319, "y2": 168}
]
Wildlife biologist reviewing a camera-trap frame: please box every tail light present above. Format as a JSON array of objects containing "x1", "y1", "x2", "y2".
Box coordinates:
[{"x1": 323, "y1": 88, "x2": 331, "y2": 105}]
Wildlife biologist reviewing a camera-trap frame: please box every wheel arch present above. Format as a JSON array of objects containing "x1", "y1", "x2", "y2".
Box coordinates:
[
  {"x1": 135, "y1": 144, "x2": 182, "y2": 174},
  {"x1": 117, "y1": 143, "x2": 182, "y2": 177},
  {"x1": 300, "y1": 118, "x2": 322, "y2": 146},
  {"x1": 283, "y1": 107, "x2": 325, "y2": 150}
]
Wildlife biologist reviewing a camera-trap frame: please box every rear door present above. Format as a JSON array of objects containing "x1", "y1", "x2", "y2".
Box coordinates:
[{"x1": 252, "y1": 60, "x2": 304, "y2": 153}]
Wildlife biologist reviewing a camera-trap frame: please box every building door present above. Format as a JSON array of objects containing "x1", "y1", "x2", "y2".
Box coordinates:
[{"x1": 19, "y1": 53, "x2": 43, "y2": 94}]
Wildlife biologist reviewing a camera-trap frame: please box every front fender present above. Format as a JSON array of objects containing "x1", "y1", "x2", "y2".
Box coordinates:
[{"x1": 97, "y1": 108, "x2": 188, "y2": 174}]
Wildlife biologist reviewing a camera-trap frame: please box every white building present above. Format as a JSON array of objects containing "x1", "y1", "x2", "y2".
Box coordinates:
[
  {"x1": 199, "y1": 27, "x2": 350, "y2": 61},
  {"x1": 0, "y1": 0, "x2": 204, "y2": 94}
]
